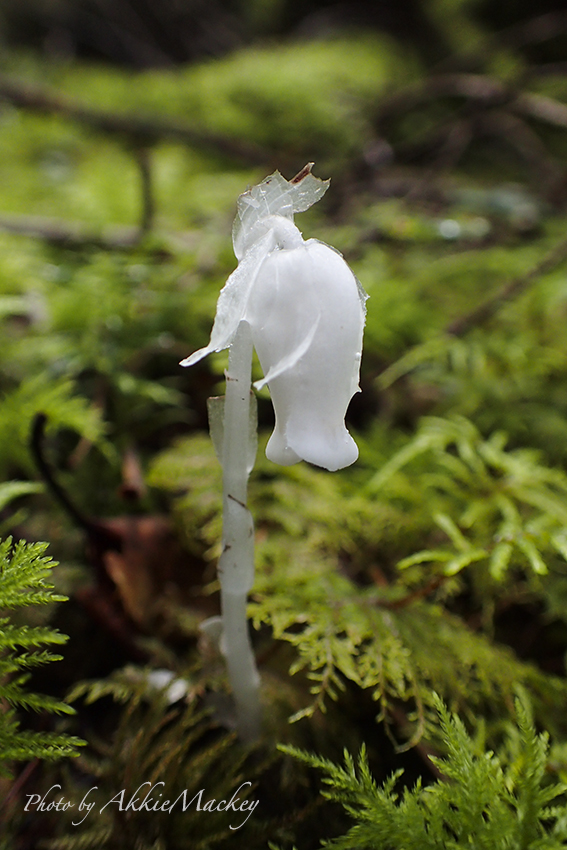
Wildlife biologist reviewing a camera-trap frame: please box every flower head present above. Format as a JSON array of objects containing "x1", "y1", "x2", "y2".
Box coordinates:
[{"x1": 181, "y1": 167, "x2": 367, "y2": 471}]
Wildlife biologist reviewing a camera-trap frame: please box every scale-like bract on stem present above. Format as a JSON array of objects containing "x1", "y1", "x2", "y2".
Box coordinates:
[{"x1": 181, "y1": 168, "x2": 367, "y2": 472}]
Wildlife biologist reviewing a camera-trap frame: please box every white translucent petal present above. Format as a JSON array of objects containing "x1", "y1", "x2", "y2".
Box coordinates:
[
  {"x1": 232, "y1": 170, "x2": 330, "y2": 260},
  {"x1": 253, "y1": 316, "x2": 319, "y2": 391},
  {"x1": 180, "y1": 167, "x2": 368, "y2": 473},
  {"x1": 181, "y1": 169, "x2": 330, "y2": 368},
  {"x1": 246, "y1": 239, "x2": 366, "y2": 471},
  {"x1": 180, "y1": 229, "x2": 273, "y2": 367},
  {"x1": 289, "y1": 172, "x2": 332, "y2": 212}
]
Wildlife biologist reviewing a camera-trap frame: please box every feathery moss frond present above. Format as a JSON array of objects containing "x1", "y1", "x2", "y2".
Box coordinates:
[
  {"x1": 281, "y1": 693, "x2": 567, "y2": 849},
  {"x1": 0, "y1": 537, "x2": 84, "y2": 776},
  {"x1": 369, "y1": 415, "x2": 567, "y2": 582}
]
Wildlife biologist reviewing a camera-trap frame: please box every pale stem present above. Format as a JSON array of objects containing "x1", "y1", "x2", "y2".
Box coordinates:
[{"x1": 219, "y1": 320, "x2": 261, "y2": 742}]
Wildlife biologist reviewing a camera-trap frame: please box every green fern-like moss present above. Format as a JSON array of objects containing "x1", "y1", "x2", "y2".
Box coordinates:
[
  {"x1": 281, "y1": 694, "x2": 567, "y2": 849},
  {"x1": 0, "y1": 537, "x2": 84, "y2": 776},
  {"x1": 148, "y1": 430, "x2": 567, "y2": 745},
  {"x1": 46, "y1": 666, "x2": 267, "y2": 849}
]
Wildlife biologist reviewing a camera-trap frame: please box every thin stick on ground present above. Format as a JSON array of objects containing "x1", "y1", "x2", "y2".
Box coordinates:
[
  {"x1": 0, "y1": 74, "x2": 274, "y2": 165},
  {"x1": 446, "y1": 233, "x2": 567, "y2": 337}
]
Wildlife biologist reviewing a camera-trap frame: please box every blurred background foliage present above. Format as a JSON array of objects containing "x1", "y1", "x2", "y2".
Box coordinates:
[{"x1": 4, "y1": 0, "x2": 567, "y2": 847}]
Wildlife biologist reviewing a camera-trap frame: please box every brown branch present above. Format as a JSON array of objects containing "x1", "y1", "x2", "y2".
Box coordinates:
[
  {"x1": 479, "y1": 109, "x2": 563, "y2": 188},
  {"x1": 377, "y1": 74, "x2": 511, "y2": 125},
  {"x1": 377, "y1": 73, "x2": 567, "y2": 138},
  {"x1": 0, "y1": 211, "x2": 145, "y2": 249},
  {"x1": 513, "y1": 91, "x2": 567, "y2": 130},
  {"x1": 0, "y1": 163, "x2": 321, "y2": 249},
  {"x1": 135, "y1": 147, "x2": 155, "y2": 235},
  {"x1": 446, "y1": 233, "x2": 567, "y2": 337},
  {"x1": 0, "y1": 74, "x2": 274, "y2": 165},
  {"x1": 383, "y1": 576, "x2": 448, "y2": 610},
  {"x1": 503, "y1": 11, "x2": 567, "y2": 49},
  {"x1": 0, "y1": 759, "x2": 40, "y2": 820},
  {"x1": 30, "y1": 413, "x2": 122, "y2": 556},
  {"x1": 403, "y1": 119, "x2": 474, "y2": 201}
]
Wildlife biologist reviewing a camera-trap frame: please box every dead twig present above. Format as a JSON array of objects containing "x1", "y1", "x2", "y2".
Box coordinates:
[
  {"x1": 377, "y1": 72, "x2": 567, "y2": 140},
  {"x1": 135, "y1": 146, "x2": 155, "y2": 235},
  {"x1": 529, "y1": 62, "x2": 567, "y2": 78},
  {"x1": 446, "y1": 233, "x2": 567, "y2": 337},
  {"x1": 377, "y1": 74, "x2": 512, "y2": 125},
  {"x1": 0, "y1": 74, "x2": 273, "y2": 165},
  {"x1": 0, "y1": 759, "x2": 40, "y2": 821},
  {"x1": 0, "y1": 212, "x2": 143, "y2": 250},
  {"x1": 376, "y1": 234, "x2": 567, "y2": 389},
  {"x1": 478, "y1": 109, "x2": 563, "y2": 190},
  {"x1": 503, "y1": 11, "x2": 567, "y2": 50},
  {"x1": 403, "y1": 118, "x2": 473, "y2": 202},
  {"x1": 514, "y1": 91, "x2": 567, "y2": 130},
  {"x1": 374, "y1": 71, "x2": 567, "y2": 206}
]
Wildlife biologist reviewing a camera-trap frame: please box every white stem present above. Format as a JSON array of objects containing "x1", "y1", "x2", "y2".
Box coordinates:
[{"x1": 218, "y1": 320, "x2": 261, "y2": 741}]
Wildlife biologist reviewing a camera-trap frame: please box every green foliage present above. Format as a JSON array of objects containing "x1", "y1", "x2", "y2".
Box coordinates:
[
  {"x1": 369, "y1": 414, "x2": 567, "y2": 582},
  {"x1": 46, "y1": 666, "x2": 263, "y2": 850},
  {"x1": 149, "y1": 432, "x2": 567, "y2": 743},
  {"x1": 3, "y1": 13, "x2": 567, "y2": 848},
  {"x1": 0, "y1": 376, "x2": 106, "y2": 477},
  {"x1": 0, "y1": 537, "x2": 84, "y2": 776},
  {"x1": 7, "y1": 36, "x2": 416, "y2": 173},
  {"x1": 368, "y1": 231, "x2": 567, "y2": 465},
  {"x1": 0, "y1": 37, "x2": 418, "y2": 238},
  {"x1": 250, "y1": 533, "x2": 566, "y2": 739},
  {"x1": 357, "y1": 236, "x2": 544, "y2": 365},
  {"x1": 281, "y1": 694, "x2": 567, "y2": 849}
]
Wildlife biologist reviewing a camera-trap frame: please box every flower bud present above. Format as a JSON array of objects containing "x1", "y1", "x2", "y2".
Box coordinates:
[
  {"x1": 245, "y1": 231, "x2": 364, "y2": 470},
  {"x1": 181, "y1": 169, "x2": 367, "y2": 471}
]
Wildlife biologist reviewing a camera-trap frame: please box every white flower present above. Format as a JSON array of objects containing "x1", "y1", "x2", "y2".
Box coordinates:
[
  {"x1": 146, "y1": 669, "x2": 189, "y2": 704},
  {"x1": 181, "y1": 168, "x2": 367, "y2": 471}
]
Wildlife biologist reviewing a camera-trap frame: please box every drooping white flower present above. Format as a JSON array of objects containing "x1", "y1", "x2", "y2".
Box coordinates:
[{"x1": 181, "y1": 167, "x2": 367, "y2": 472}]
